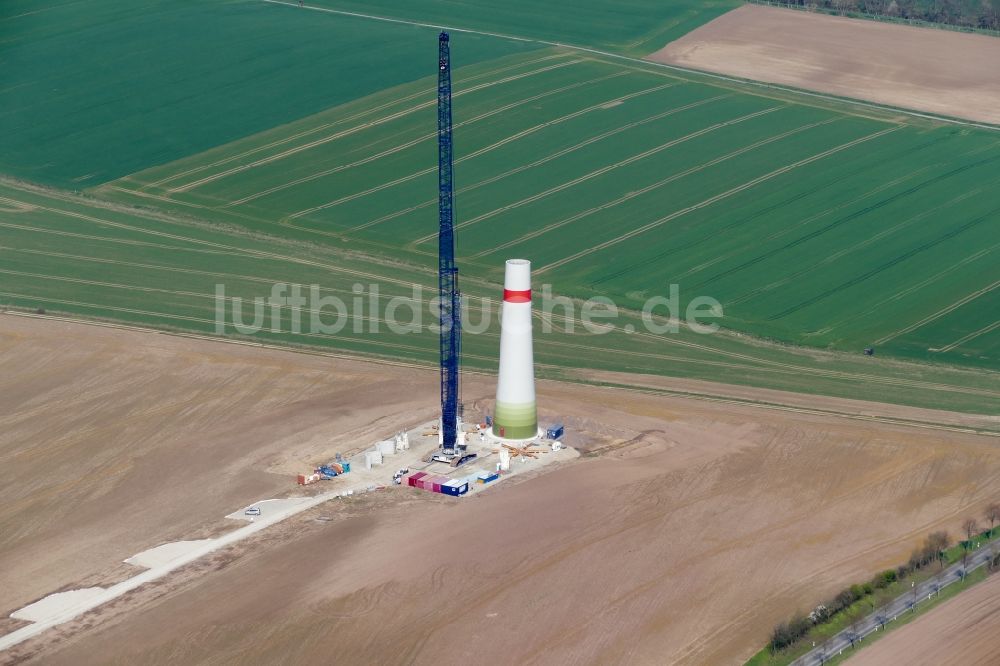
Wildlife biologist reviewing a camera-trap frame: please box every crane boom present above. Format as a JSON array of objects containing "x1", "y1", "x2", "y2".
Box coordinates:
[{"x1": 438, "y1": 32, "x2": 460, "y2": 455}]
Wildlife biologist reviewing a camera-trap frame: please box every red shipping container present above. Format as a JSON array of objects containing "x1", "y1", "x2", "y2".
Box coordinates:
[{"x1": 297, "y1": 474, "x2": 306, "y2": 485}]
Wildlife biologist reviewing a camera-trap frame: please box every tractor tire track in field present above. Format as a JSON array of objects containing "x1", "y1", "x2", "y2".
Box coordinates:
[
  {"x1": 0, "y1": 221, "x2": 244, "y2": 256},
  {"x1": 692, "y1": 152, "x2": 1000, "y2": 292},
  {"x1": 5, "y1": 184, "x2": 997, "y2": 403},
  {"x1": 227, "y1": 70, "x2": 623, "y2": 208},
  {"x1": 877, "y1": 279, "x2": 1000, "y2": 344},
  {"x1": 932, "y1": 319, "x2": 1000, "y2": 353},
  {"x1": 349, "y1": 91, "x2": 725, "y2": 234},
  {"x1": 727, "y1": 186, "x2": 984, "y2": 306},
  {"x1": 617, "y1": 323, "x2": 1000, "y2": 399},
  {"x1": 0, "y1": 192, "x2": 429, "y2": 290},
  {"x1": 0, "y1": 245, "x2": 434, "y2": 300},
  {"x1": 289, "y1": 78, "x2": 680, "y2": 223},
  {"x1": 768, "y1": 203, "x2": 1000, "y2": 320},
  {"x1": 139, "y1": 52, "x2": 573, "y2": 189},
  {"x1": 167, "y1": 59, "x2": 584, "y2": 194},
  {"x1": 412, "y1": 106, "x2": 785, "y2": 246},
  {"x1": 811, "y1": 244, "x2": 999, "y2": 337},
  {"x1": 0, "y1": 248, "x2": 505, "y2": 314},
  {"x1": 476, "y1": 116, "x2": 837, "y2": 259},
  {"x1": 590, "y1": 133, "x2": 953, "y2": 286},
  {"x1": 537, "y1": 126, "x2": 902, "y2": 274},
  {"x1": 0, "y1": 290, "x2": 443, "y2": 359}
]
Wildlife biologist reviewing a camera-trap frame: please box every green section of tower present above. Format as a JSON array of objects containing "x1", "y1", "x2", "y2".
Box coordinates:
[{"x1": 492, "y1": 401, "x2": 538, "y2": 440}]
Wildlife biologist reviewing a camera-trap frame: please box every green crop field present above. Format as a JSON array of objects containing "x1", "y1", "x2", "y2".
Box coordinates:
[
  {"x1": 303, "y1": 0, "x2": 741, "y2": 55},
  {"x1": 2, "y1": 178, "x2": 997, "y2": 417},
  {"x1": 0, "y1": 0, "x2": 535, "y2": 187},
  {"x1": 102, "y1": 43, "x2": 1000, "y2": 373},
  {"x1": 1, "y1": 0, "x2": 998, "y2": 415}
]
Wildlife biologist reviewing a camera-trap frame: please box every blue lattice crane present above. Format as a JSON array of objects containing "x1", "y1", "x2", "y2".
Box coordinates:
[{"x1": 437, "y1": 32, "x2": 461, "y2": 455}]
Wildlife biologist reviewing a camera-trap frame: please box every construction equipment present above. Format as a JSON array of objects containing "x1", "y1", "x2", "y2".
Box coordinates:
[
  {"x1": 449, "y1": 452, "x2": 478, "y2": 468},
  {"x1": 437, "y1": 31, "x2": 462, "y2": 457}
]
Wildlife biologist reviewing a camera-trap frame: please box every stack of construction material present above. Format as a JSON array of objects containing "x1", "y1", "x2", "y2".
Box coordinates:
[
  {"x1": 364, "y1": 449, "x2": 384, "y2": 469},
  {"x1": 406, "y1": 472, "x2": 468, "y2": 496},
  {"x1": 297, "y1": 473, "x2": 321, "y2": 485}
]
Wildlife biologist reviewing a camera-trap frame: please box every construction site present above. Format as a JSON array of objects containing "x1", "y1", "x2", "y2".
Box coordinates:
[
  {"x1": 0, "y1": 31, "x2": 584, "y2": 655},
  {"x1": 3, "y1": 4, "x2": 1000, "y2": 665}
]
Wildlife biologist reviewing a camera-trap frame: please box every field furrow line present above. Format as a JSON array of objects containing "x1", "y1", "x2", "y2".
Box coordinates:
[
  {"x1": 768, "y1": 203, "x2": 1000, "y2": 320},
  {"x1": 0, "y1": 196, "x2": 429, "y2": 289},
  {"x1": 537, "y1": 126, "x2": 901, "y2": 274},
  {"x1": 349, "y1": 87, "x2": 716, "y2": 233},
  {"x1": 932, "y1": 320, "x2": 1000, "y2": 353},
  {"x1": 814, "y1": 243, "x2": 1000, "y2": 337},
  {"x1": 620, "y1": 324, "x2": 1000, "y2": 396},
  {"x1": 695, "y1": 151, "x2": 1000, "y2": 291},
  {"x1": 412, "y1": 105, "x2": 784, "y2": 245},
  {"x1": 477, "y1": 116, "x2": 836, "y2": 259},
  {"x1": 0, "y1": 222, "x2": 240, "y2": 255},
  {"x1": 290, "y1": 78, "x2": 680, "y2": 223},
  {"x1": 727, "y1": 186, "x2": 984, "y2": 306},
  {"x1": 877, "y1": 279, "x2": 1000, "y2": 344}
]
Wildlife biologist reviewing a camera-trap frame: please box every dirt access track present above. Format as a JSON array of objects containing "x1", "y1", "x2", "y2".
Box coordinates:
[
  {"x1": 650, "y1": 4, "x2": 1000, "y2": 126},
  {"x1": 847, "y1": 568, "x2": 1000, "y2": 665},
  {"x1": 3, "y1": 314, "x2": 1000, "y2": 664}
]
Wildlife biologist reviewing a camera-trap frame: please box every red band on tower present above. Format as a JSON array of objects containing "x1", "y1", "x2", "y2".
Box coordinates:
[{"x1": 503, "y1": 289, "x2": 531, "y2": 303}]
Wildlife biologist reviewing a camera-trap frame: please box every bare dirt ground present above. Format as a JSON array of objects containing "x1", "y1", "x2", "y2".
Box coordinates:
[
  {"x1": 847, "y1": 568, "x2": 1000, "y2": 665},
  {"x1": 649, "y1": 4, "x2": 1000, "y2": 126},
  {"x1": 0, "y1": 313, "x2": 446, "y2": 617},
  {"x1": 3, "y1": 314, "x2": 1000, "y2": 665}
]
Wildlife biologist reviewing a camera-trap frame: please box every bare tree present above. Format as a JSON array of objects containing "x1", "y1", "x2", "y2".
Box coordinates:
[
  {"x1": 985, "y1": 502, "x2": 1000, "y2": 538},
  {"x1": 926, "y1": 530, "x2": 950, "y2": 569},
  {"x1": 962, "y1": 518, "x2": 980, "y2": 566},
  {"x1": 963, "y1": 518, "x2": 980, "y2": 543}
]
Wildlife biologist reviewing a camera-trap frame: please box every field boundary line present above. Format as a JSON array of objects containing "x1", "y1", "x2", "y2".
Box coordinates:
[
  {"x1": 261, "y1": 0, "x2": 1000, "y2": 132},
  {"x1": 411, "y1": 105, "x2": 784, "y2": 245},
  {"x1": 2, "y1": 310, "x2": 995, "y2": 438},
  {"x1": 168, "y1": 59, "x2": 583, "y2": 194},
  {"x1": 876, "y1": 280, "x2": 1000, "y2": 344},
  {"x1": 140, "y1": 52, "x2": 573, "y2": 189},
  {"x1": 537, "y1": 126, "x2": 900, "y2": 273},
  {"x1": 476, "y1": 116, "x2": 836, "y2": 258}
]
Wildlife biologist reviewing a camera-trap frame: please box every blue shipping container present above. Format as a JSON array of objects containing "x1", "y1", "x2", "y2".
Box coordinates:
[{"x1": 440, "y1": 479, "x2": 469, "y2": 496}]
